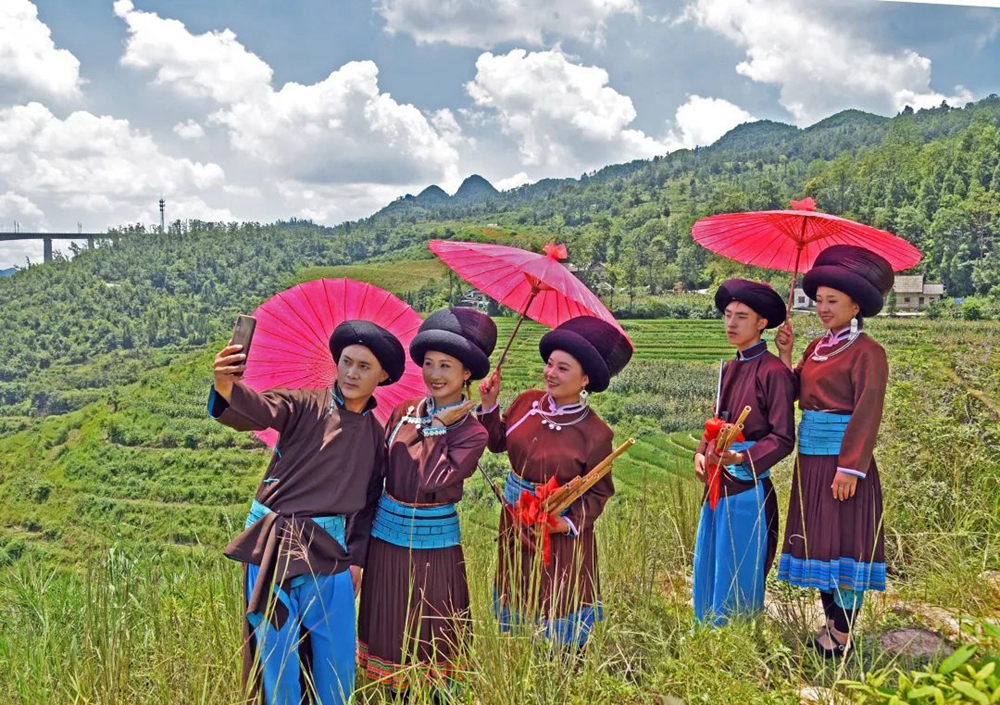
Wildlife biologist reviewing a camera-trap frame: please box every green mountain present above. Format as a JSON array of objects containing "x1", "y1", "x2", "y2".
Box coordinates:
[
  {"x1": 414, "y1": 184, "x2": 449, "y2": 205},
  {"x1": 2, "y1": 97, "x2": 1000, "y2": 419},
  {"x1": 452, "y1": 174, "x2": 500, "y2": 202}
]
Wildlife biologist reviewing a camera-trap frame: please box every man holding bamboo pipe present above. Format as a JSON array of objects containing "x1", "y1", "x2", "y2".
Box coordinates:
[{"x1": 692, "y1": 279, "x2": 796, "y2": 626}]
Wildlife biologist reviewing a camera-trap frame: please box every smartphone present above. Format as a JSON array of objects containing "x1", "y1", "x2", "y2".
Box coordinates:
[{"x1": 230, "y1": 315, "x2": 256, "y2": 374}]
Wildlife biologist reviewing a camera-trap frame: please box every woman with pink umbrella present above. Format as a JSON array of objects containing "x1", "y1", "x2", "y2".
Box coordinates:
[
  {"x1": 774, "y1": 245, "x2": 894, "y2": 658},
  {"x1": 357, "y1": 307, "x2": 497, "y2": 693},
  {"x1": 477, "y1": 315, "x2": 633, "y2": 649}
]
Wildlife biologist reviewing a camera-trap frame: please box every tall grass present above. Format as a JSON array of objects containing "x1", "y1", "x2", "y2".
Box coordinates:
[{"x1": 1, "y1": 318, "x2": 998, "y2": 703}]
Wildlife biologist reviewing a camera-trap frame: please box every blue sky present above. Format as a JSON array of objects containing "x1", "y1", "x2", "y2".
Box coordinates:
[{"x1": 0, "y1": 0, "x2": 999, "y2": 267}]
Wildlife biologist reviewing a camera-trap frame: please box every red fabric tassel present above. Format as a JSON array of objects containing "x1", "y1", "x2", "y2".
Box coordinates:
[
  {"x1": 543, "y1": 241, "x2": 568, "y2": 261},
  {"x1": 513, "y1": 476, "x2": 562, "y2": 565},
  {"x1": 702, "y1": 417, "x2": 744, "y2": 510}
]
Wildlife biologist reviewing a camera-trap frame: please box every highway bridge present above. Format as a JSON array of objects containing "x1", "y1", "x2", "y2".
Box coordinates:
[{"x1": 0, "y1": 233, "x2": 103, "y2": 263}]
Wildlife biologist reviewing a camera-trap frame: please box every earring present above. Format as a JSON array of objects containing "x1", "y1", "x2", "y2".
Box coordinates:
[
  {"x1": 579, "y1": 388, "x2": 590, "y2": 407},
  {"x1": 850, "y1": 316, "x2": 859, "y2": 336}
]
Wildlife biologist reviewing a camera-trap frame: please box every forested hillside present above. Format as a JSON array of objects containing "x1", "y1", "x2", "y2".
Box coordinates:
[
  {"x1": 2, "y1": 97, "x2": 1000, "y2": 417},
  {"x1": 2, "y1": 100, "x2": 1000, "y2": 704},
  {"x1": 357, "y1": 96, "x2": 1000, "y2": 298}
]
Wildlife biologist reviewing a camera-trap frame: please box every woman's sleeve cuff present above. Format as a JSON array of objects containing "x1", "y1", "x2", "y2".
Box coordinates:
[
  {"x1": 563, "y1": 516, "x2": 579, "y2": 538},
  {"x1": 837, "y1": 466, "x2": 866, "y2": 479},
  {"x1": 476, "y1": 403, "x2": 499, "y2": 415}
]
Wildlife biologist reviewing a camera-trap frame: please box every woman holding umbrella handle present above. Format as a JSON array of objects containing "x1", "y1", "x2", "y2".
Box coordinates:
[
  {"x1": 773, "y1": 245, "x2": 893, "y2": 660},
  {"x1": 477, "y1": 316, "x2": 633, "y2": 649}
]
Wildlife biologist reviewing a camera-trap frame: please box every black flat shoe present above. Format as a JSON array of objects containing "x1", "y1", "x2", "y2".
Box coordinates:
[{"x1": 812, "y1": 629, "x2": 852, "y2": 659}]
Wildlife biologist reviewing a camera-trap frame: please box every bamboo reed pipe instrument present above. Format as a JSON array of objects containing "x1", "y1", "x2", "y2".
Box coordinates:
[
  {"x1": 541, "y1": 438, "x2": 636, "y2": 516},
  {"x1": 714, "y1": 405, "x2": 751, "y2": 457}
]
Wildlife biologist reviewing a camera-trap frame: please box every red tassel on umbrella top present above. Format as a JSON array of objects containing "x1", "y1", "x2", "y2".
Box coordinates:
[{"x1": 543, "y1": 241, "x2": 569, "y2": 261}]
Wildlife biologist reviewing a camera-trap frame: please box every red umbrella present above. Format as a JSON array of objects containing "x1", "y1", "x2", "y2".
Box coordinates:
[
  {"x1": 692, "y1": 198, "x2": 922, "y2": 309},
  {"x1": 428, "y1": 239, "x2": 630, "y2": 367},
  {"x1": 242, "y1": 278, "x2": 424, "y2": 447}
]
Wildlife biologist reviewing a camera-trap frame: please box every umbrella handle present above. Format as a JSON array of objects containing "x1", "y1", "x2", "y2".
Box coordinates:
[
  {"x1": 785, "y1": 243, "x2": 805, "y2": 313},
  {"x1": 494, "y1": 289, "x2": 539, "y2": 370}
]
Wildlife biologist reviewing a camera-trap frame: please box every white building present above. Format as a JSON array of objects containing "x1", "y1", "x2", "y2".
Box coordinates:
[
  {"x1": 793, "y1": 276, "x2": 945, "y2": 312},
  {"x1": 792, "y1": 287, "x2": 813, "y2": 310},
  {"x1": 893, "y1": 275, "x2": 945, "y2": 311}
]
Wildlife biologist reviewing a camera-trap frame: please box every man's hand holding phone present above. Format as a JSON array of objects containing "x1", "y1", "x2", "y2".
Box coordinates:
[
  {"x1": 213, "y1": 344, "x2": 246, "y2": 401},
  {"x1": 214, "y1": 315, "x2": 256, "y2": 401}
]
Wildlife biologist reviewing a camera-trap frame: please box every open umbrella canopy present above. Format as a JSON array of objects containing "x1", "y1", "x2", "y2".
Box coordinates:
[
  {"x1": 428, "y1": 240, "x2": 624, "y2": 331},
  {"x1": 428, "y1": 239, "x2": 631, "y2": 366},
  {"x1": 691, "y1": 198, "x2": 922, "y2": 275},
  {"x1": 242, "y1": 278, "x2": 425, "y2": 447}
]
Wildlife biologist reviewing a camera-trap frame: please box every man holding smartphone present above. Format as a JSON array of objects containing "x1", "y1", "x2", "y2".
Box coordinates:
[{"x1": 209, "y1": 319, "x2": 405, "y2": 705}]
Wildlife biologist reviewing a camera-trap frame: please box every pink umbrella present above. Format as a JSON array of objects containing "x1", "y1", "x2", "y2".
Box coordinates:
[
  {"x1": 692, "y1": 198, "x2": 922, "y2": 309},
  {"x1": 241, "y1": 278, "x2": 424, "y2": 447},
  {"x1": 428, "y1": 240, "x2": 629, "y2": 367}
]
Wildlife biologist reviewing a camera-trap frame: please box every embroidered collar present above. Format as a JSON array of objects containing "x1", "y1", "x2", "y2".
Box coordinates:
[
  {"x1": 812, "y1": 326, "x2": 860, "y2": 362},
  {"x1": 426, "y1": 396, "x2": 468, "y2": 417},
  {"x1": 329, "y1": 383, "x2": 377, "y2": 417},
  {"x1": 540, "y1": 394, "x2": 586, "y2": 416},
  {"x1": 826, "y1": 325, "x2": 852, "y2": 342},
  {"x1": 505, "y1": 392, "x2": 591, "y2": 436},
  {"x1": 736, "y1": 339, "x2": 768, "y2": 361},
  {"x1": 405, "y1": 396, "x2": 471, "y2": 427}
]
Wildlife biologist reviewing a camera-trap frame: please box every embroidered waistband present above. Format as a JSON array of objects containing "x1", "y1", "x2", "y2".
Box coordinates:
[
  {"x1": 371, "y1": 493, "x2": 461, "y2": 550},
  {"x1": 245, "y1": 498, "x2": 346, "y2": 545},
  {"x1": 798, "y1": 410, "x2": 851, "y2": 456}
]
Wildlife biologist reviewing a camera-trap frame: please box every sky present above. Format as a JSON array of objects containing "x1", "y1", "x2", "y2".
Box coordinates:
[{"x1": 1, "y1": 0, "x2": 999, "y2": 267}]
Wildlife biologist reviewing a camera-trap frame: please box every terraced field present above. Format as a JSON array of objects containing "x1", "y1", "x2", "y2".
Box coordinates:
[
  {"x1": 295, "y1": 259, "x2": 447, "y2": 292},
  {"x1": 0, "y1": 314, "x2": 727, "y2": 568}
]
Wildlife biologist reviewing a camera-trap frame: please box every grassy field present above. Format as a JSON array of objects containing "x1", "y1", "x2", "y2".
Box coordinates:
[
  {"x1": 0, "y1": 312, "x2": 998, "y2": 703},
  {"x1": 295, "y1": 259, "x2": 449, "y2": 293}
]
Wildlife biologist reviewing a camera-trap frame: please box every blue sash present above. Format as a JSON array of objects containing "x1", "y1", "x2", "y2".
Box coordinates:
[
  {"x1": 244, "y1": 498, "x2": 346, "y2": 545},
  {"x1": 503, "y1": 471, "x2": 539, "y2": 506},
  {"x1": 725, "y1": 440, "x2": 766, "y2": 482},
  {"x1": 798, "y1": 410, "x2": 851, "y2": 456},
  {"x1": 502, "y1": 471, "x2": 572, "y2": 516},
  {"x1": 371, "y1": 493, "x2": 461, "y2": 550}
]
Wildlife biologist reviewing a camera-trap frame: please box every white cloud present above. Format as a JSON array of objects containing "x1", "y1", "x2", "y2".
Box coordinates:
[
  {"x1": 466, "y1": 49, "x2": 672, "y2": 172},
  {"x1": 495, "y1": 171, "x2": 531, "y2": 191},
  {"x1": 668, "y1": 94, "x2": 755, "y2": 149},
  {"x1": 879, "y1": 0, "x2": 1000, "y2": 7},
  {"x1": 683, "y1": 0, "x2": 974, "y2": 126},
  {"x1": 172, "y1": 119, "x2": 205, "y2": 139},
  {"x1": 376, "y1": 0, "x2": 639, "y2": 48},
  {"x1": 0, "y1": 0, "x2": 82, "y2": 100},
  {"x1": 0, "y1": 191, "x2": 45, "y2": 224},
  {"x1": 465, "y1": 50, "x2": 753, "y2": 176},
  {"x1": 114, "y1": 2, "x2": 462, "y2": 189},
  {"x1": 114, "y1": 0, "x2": 271, "y2": 104},
  {"x1": 274, "y1": 180, "x2": 408, "y2": 224},
  {"x1": 223, "y1": 184, "x2": 262, "y2": 198},
  {"x1": 0, "y1": 103, "x2": 229, "y2": 225}
]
